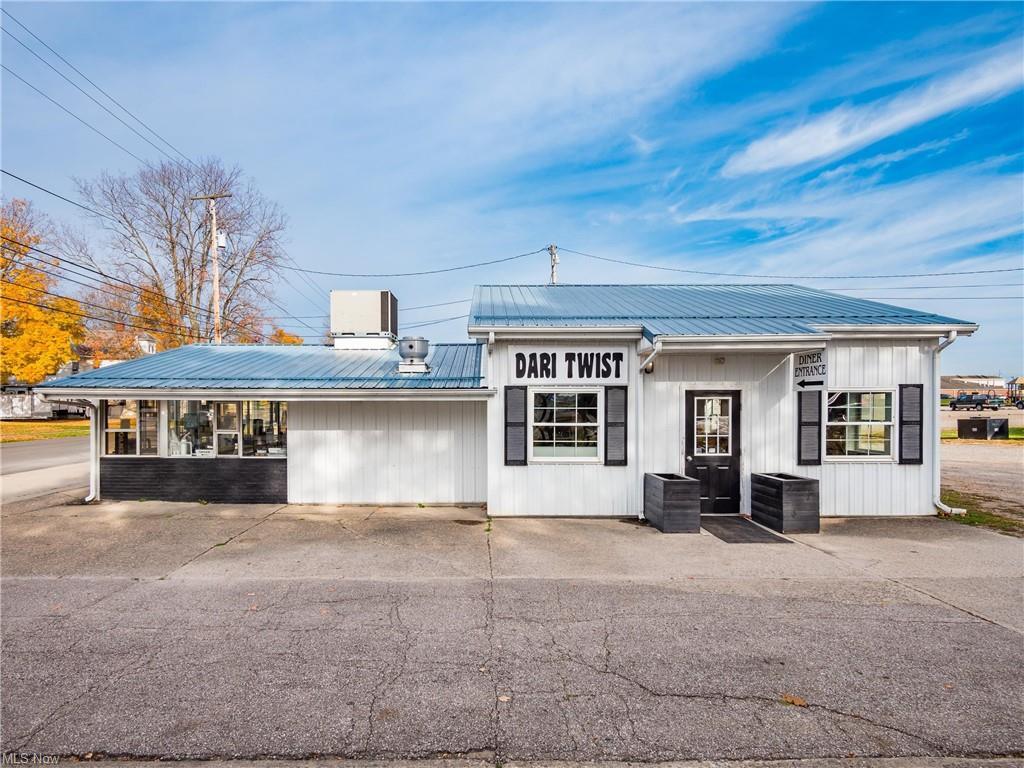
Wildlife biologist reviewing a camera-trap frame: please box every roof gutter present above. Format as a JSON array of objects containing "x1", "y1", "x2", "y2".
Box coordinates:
[
  {"x1": 38, "y1": 388, "x2": 495, "y2": 401},
  {"x1": 932, "y1": 331, "x2": 964, "y2": 516},
  {"x1": 468, "y1": 325, "x2": 644, "y2": 341}
]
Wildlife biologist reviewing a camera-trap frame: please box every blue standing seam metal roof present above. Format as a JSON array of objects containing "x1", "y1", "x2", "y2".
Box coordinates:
[
  {"x1": 469, "y1": 284, "x2": 975, "y2": 340},
  {"x1": 37, "y1": 342, "x2": 485, "y2": 391}
]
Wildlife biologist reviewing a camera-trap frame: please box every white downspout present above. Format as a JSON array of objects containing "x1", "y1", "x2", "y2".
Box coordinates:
[
  {"x1": 933, "y1": 331, "x2": 963, "y2": 515},
  {"x1": 85, "y1": 399, "x2": 99, "y2": 502},
  {"x1": 639, "y1": 340, "x2": 662, "y2": 373}
]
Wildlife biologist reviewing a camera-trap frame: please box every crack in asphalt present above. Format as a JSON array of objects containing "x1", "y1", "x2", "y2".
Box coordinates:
[
  {"x1": 159, "y1": 505, "x2": 287, "y2": 580},
  {"x1": 546, "y1": 629, "x2": 948, "y2": 756}
]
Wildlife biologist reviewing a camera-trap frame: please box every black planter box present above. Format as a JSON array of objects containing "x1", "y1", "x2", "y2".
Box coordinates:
[
  {"x1": 750, "y1": 473, "x2": 819, "y2": 534},
  {"x1": 643, "y1": 473, "x2": 700, "y2": 533},
  {"x1": 957, "y1": 418, "x2": 1009, "y2": 440}
]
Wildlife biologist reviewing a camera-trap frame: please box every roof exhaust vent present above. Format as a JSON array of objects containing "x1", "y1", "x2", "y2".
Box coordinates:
[{"x1": 398, "y1": 336, "x2": 430, "y2": 374}]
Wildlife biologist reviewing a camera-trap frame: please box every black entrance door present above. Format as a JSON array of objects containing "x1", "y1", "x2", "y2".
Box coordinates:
[{"x1": 684, "y1": 390, "x2": 741, "y2": 515}]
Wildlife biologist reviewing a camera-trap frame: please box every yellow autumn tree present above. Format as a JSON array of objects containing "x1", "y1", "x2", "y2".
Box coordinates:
[
  {"x1": 269, "y1": 327, "x2": 303, "y2": 345},
  {"x1": 0, "y1": 199, "x2": 85, "y2": 385}
]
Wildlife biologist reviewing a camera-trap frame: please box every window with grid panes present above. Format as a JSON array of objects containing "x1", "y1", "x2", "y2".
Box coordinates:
[{"x1": 530, "y1": 390, "x2": 600, "y2": 460}]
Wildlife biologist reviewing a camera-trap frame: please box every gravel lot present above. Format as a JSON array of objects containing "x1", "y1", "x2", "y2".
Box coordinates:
[{"x1": 2, "y1": 497, "x2": 1022, "y2": 761}]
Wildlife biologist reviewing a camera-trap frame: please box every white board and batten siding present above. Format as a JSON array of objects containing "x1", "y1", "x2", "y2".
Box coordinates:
[
  {"x1": 486, "y1": 341, "x2": 642, "y2": 517},
  {"x1": 642, "y1": 339, "x2": 937, "y2": 517},
  {"x1": 288, "y1": 401, "x2": 487, "y2": 504}
]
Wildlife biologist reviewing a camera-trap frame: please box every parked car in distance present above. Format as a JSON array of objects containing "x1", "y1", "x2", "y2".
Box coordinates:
[{"x1": 949, "y1": 392, "x2": 1003, "y2": 411}]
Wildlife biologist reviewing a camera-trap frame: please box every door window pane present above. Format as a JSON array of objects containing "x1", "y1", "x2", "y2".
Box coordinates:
[
  {"x1": 139, "y1": 401, "x2": 158, "y2": 455},
  {"x1": 217, "y1": 432, "x2": 239, "y2": 456},
  {"x1": 216, "y1": 402, "x2": 239, "y2": 431},
  {"x1": 105, "y1": 400, "x2": 137, "y2": 430},
  {"x1": 694, "y1": 397, "x2": 731, "y2": 455},
  {"x1": 105, "y1": 430, "x2": 136, "y2": 455}
]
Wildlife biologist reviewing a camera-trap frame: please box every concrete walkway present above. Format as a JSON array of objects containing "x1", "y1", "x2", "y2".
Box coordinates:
[{"x1": 2, "y1": 501, "x2": 1021, "y2": 761}]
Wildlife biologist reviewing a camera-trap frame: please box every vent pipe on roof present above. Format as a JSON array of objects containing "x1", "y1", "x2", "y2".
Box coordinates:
[{"x1": 398, "y1": 336, "x2": 430, "y2": 374}]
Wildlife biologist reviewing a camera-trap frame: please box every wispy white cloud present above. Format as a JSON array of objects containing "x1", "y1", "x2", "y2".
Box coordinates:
[
  {"x1": 816, "y1": 129, "x2": 970, "y2": 181},
  {"x1": 721, "y1": 44, "x2": 1023, "y2": 177},
  {"x1": 630, "y1": 134, "x2": 660, "y2": 157}
]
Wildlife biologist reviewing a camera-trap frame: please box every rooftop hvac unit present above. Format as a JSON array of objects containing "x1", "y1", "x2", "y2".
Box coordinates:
[{"x1": 330, "y1": 290, "x2": 398, "y2": 349}]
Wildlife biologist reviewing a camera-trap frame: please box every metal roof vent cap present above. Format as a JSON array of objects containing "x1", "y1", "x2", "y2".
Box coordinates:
[{"x1": 397, "y1": 336, "x2": 430, "y2": 373}]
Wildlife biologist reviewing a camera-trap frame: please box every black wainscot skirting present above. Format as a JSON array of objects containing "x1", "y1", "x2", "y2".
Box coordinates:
[
  {"x1": 101, "y1": 457, "x2": 287, "y2": 503},
  {"x1": 643, "y1": 473, "x2": 700, "y2": 533},
  {"x1": 750, "y1": 472, "x2": 819, "y2": 534}
]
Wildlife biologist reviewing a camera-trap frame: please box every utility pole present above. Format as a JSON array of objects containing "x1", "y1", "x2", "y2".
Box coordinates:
[
  {"x1": 191, "y1": 192, "x2": 232, "y2": 344},
  {"x1": 548, "y1": 243, "x2": 559, "y2": 284}
]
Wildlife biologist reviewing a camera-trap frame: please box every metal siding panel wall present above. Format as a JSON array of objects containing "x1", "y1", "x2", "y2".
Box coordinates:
[
  {"x1": 642, "y1": 352, "x2": 795, "y2": 516},
  {"x1": 486, "y1": 341, "x2": 641, "y2": 517},
  {"x1": 821, "y1": 340, "x2": 932, "y2": 516},
  {"x1": 287, "y1": 400, "x2": 486, "y2": 504}
]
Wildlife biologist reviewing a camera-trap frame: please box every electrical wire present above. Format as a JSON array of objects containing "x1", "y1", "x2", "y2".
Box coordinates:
[
  {"x1": 1, "y1": 277, "x2": 207, "y2": 336},
  {"x1": 559, "y1": 246, "x2": 1024, "y2": 280},
  {"x1": 1, "y1": 236, "x2": 269, "y2": 340},
  {"x1": 839, "y1": 282, "x2": 1020, "y2": 291},
  {"x1": 278, "y1": 248, "x2": 548, "y2": 278},
  {"x1": 1, "y1": 169, "x2": 119, "y2": 222},
  {"x1": 0, "y1": 294, "x2": 202, "y2": 338},
  {"x1": 2, "y1": 26, "x2": 181, "y2": 165},
  {"x1": 0, "y1": 7, "x2": 194, "y2": 165},
  {"x1": 402, "y1": 313, "x2": 469, "y2": 329},
  {"x1": 401, "y1": 298, "x2": 470, "y2": 312},
  {"x1": 2, "y1": 64, "x2": 151, "y2": 166}
]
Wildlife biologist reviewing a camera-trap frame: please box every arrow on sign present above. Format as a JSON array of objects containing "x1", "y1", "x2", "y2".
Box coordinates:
[{"x1": 797, "y1": 379, "x2": 823, "y2": 388}]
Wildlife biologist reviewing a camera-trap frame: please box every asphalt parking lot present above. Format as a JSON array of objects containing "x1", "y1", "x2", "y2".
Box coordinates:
[{"x1": 2, "y1": 497, "x2": 1022, "y2": 762}]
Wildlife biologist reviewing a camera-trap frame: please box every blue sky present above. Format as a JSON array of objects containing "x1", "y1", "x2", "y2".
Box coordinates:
[{"x1": 2, "y1": 2, "x2": 1022, "y2": 374}]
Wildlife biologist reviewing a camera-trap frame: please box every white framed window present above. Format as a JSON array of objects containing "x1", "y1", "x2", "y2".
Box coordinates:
[
  {"x1": 242, "y1": 401, "x2": 287, "y2": 457},
  {"x1": 529, "y1": 388, "x2": 601, "y2": 462},
  {"x1": 215, "y1": 402, "x2": 241, "y2": 457},
  {"x1": 825, "y1": 390, "x2": 895, "y2": 459},
  {"x1": 165, "y1": 400, "x2": 288, "y2": 458},
  {"x1": 693, "y1": 396, "x2": 732, "y2": 456},
  {"x1": 103, "y1": 399, "x2": 158, "y2": 456}
]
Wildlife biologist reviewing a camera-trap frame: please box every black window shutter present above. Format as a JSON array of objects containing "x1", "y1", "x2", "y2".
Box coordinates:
[
  {"x1": 504, "y1": 386, "x2": 527, "y2": 466},
  {"x1": 899, "y1": 384, "x2": 924, "y2": 465},
  {"x1": 797, "y1": 390, "x2": 821, "y2": 466},
  {"x1": 605, "y1": 386, "x2": 627, "y2": 466}
]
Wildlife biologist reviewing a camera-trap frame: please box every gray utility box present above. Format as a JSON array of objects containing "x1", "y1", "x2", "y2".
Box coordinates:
[
  {"x1": 957, "y1": 418, "x2": 1009, "y2": 440},
  {"x1": 750, "y1": 473, "x2": 820, "y2": 534},
  {"x1": 643, "y1": 473, "x2": 700, "y2": 533}
]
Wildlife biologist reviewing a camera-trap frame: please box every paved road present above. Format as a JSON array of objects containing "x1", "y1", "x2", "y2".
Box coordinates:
[
  {"x1": 0, "y1": 436, "x2": 89, "y2": 504},
  {"x1": 2, "y1": 502, "x2": 1021, "y2": 761}
]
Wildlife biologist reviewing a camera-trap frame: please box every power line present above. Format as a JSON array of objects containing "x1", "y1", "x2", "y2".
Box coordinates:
[
  {"x1": 852, "y1": 296, "x2": 1022, "y2": 301},
  {"x1": 1, "y1": 235, "x2": 269, "y2": 341},
  {"x1": 2, "y1": 64, "x2": 151, "y2": 166},
  {"x1": 560, "y1": 247, "x2": 1024, "y2": 280},
  {"x1": 2, "y1": 26, "x2": 180, "y2": 165},
  {"x1": 401, "y1": 299, "x2": 470, "y2": 312},
  {"x1": 278, "y1": 248, "x2": 548, "y2": 278},
  {"x1": 1, "y1": 169, "x2": 119, "y2": 221},
  {"x1": 839, "y1": 282, "x2": 1020, "y2": 291},
  {"x1": 1, "y1": 277, "x2": 206, "y2": 336},
  {"x1": 401, "y1": 313, "x2": 468, "y2": 327},
  {"x1": 0, "y1": 7, "x2": 194, "y2": 165},
  {"x1": 0, "y1": 294, "x2": 202, "y2": 339}
]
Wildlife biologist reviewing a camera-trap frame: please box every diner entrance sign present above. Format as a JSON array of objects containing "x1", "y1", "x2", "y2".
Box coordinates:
[
  {"x1": 793, "y1": 349, "x2": 828, "y2": 391},
  {"x1": 510, "y1": 346, "x2": 628, "y2": 385}
]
